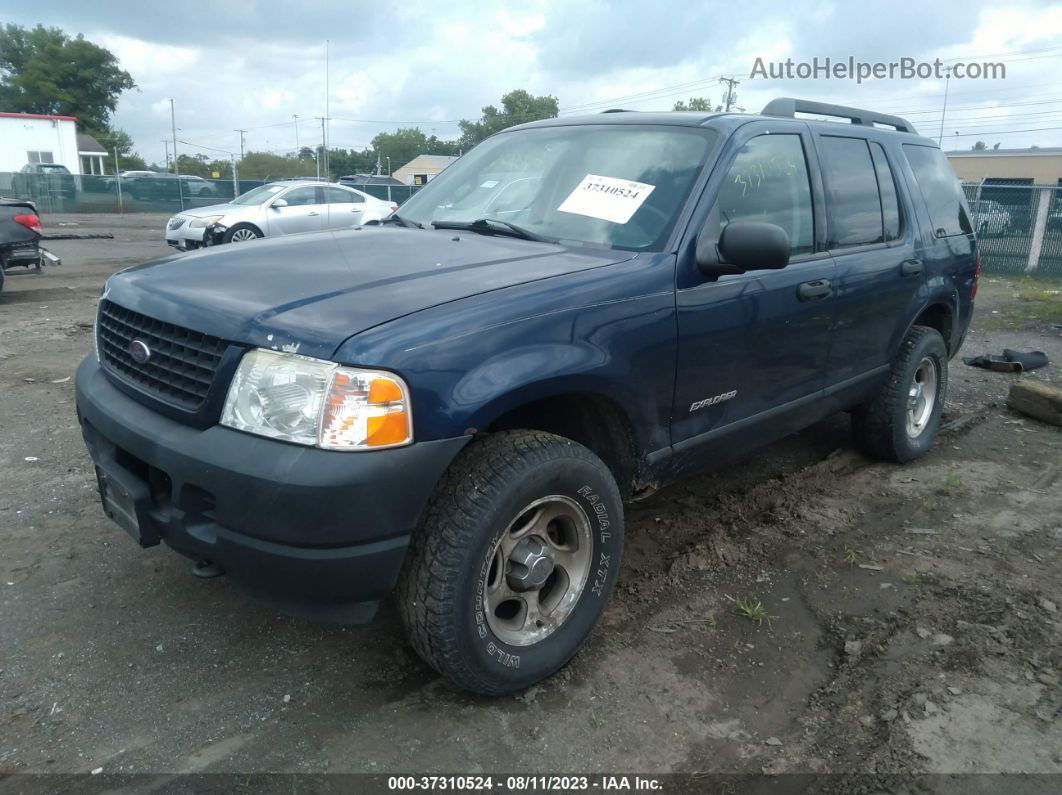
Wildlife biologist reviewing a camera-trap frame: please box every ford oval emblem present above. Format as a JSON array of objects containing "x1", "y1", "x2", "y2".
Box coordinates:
[{"x1": 129, "y1": 339, "x2": 151, "y2": 364}]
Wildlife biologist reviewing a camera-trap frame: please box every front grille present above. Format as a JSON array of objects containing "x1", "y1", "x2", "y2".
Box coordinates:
[
  {"x1": 97, "y1": 300, "x2": 229, "y2": 410},
  {"x1": 167, "y1": 217, "x2": 186, "y2": 230}
]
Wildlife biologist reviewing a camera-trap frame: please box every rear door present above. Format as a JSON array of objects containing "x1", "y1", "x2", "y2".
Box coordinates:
[
  {"x1": 672, "y1": 120, "x2": 836, "y2": 454},
  {"x1": 267, "y1": 186, "x2": 324, "y2": 235},
  {"x1": 322, "y1": 186, "x2": 365, "y2": 230},
  {"x1": 900, "y1": 144, "x2": 977, "y2": 345},
  {"x1": 816, "y1": 133, "x2": 924, "y2": 387}
]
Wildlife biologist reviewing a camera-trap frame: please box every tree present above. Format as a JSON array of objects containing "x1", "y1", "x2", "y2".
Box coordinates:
[
  {"x1": 90, "y1": 127, "x2": 146, "y2": 171},
  {"x1": 972, "y1": 141, "x2": 987, "y2": 150},
  {"x1": 673, "y1": 96, "x2": 720, "y2": 112},
  {"x1": 0, "y1": 24, "x2": 136, "y2": 132},
  {"x1": 458, "y1": 89, "x2": 559, "y2": 149},
  {"x1": 236, "y1": 152, "x2": 312, "y2": 180},
  {"x1": 370, "y1": 128, "x2": 432, "y2": 172}
]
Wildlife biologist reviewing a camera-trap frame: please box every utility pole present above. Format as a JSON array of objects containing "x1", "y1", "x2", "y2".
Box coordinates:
[
  {"x1": 325, "y1": 39, "x2": 330, "y2": 179},
  {"x1": 161, "y1": 140, "x2": 170, "y2": 169},
  {"x1": 316, "y1": 116, "x2": 329, "y2": 179},
  {"x1": 114, "y1": 147, "x2": 124, "y2": 213},
  {"x1": 230, "y1": 154, "x2": 239, "y2": 200},
  {"x1": 719, "y1": 77, "x2": 740, "y2": 112},
  {"x1": 937, "y1": 66, "x2": 952, "y2": 146},
  {"x1": 234, "y1": 128, "x2": 246, "y2": 160},
  {"x1": 293, "y1": 114, "x2": 300, "y2": 155},
  {"x1": 170, "y1": 98, "x2": 184, "y2": 210}
]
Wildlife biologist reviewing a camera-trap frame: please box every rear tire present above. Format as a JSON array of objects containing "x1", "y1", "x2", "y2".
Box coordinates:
[
  {"x1": 398, "y1": 430, "x2": 624, "y2": 695},
  {"x1": 852, "y1": 325, "x2": 948, "y2": 463}
]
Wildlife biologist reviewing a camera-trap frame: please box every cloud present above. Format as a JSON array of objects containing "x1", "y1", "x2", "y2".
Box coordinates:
[{"x1": 4, "y1": 0, "x2": 1060, "y2": 162}]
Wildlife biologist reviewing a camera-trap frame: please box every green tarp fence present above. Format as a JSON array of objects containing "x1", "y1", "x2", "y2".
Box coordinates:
[{"x1": 0, "y1": 172, "x2": 422, "y2": 215}]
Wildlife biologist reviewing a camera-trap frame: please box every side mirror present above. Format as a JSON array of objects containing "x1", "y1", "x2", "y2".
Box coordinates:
[
  {"x1": 696, "y1": 221, "x2": 790, "y2": 276},
  {"x1": 271, "y1": 198, "x2": 288, "y2": 209}
]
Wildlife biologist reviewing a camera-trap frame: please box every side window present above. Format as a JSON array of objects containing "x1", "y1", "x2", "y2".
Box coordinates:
[
  {"x1": 869, "y1": 142, "x2": 902, "y2": 241},
  {"x1": 716, "y1": 134, "x2": 814, "y2": 256},
  {"x1": 903, "y1": 144, "x2": 973, "y2": 238},
  {"x1": 820, "y1": 136, "x2": 883, "y2": 248},
  {"x1": 325, "y1": 187, "x2": 363, "y2": 204},
  {"x1": 281, "y1": 187, "x2": 318, "y2": 206}
]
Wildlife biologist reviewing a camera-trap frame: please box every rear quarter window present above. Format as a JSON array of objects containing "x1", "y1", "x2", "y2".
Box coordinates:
[{"x1": 903, "y1": 145, "x2": 972, "y2": 238}]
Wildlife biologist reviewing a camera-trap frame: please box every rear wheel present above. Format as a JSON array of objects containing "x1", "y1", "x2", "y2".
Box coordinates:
[
  {"x1": 222, "y1": 224, "x2": 262, "y2": 244},
  {"x1": 398, "y1": 430, "x2": 624, "y2": 695},
  {"x1": 852, "y1": 325, "x2": 948, "y2": 463}
]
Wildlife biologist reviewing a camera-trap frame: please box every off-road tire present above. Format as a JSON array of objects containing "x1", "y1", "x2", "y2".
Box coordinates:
[
  {"x1": 398, "y1": 430, "x2": 624, "y2": 695},
  {"x1": 852, "y1": 325, "x2": 948, "y2": 463}
]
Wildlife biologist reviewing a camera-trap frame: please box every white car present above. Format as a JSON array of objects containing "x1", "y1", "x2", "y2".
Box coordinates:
[
  {"x1": 968, "y1": 199, "x2": 1013, "y2": 238},
  {"x1": 164, "y1": 181, "x2": 397, "y2": 250}
]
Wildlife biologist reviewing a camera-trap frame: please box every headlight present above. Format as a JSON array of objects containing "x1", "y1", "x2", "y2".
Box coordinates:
[
  {"x1": 220, "y1": 349, "x2": 413, "y2": 450},
  {"x1": 189, "y1": 215, "x2": 224, "y2": 228}
]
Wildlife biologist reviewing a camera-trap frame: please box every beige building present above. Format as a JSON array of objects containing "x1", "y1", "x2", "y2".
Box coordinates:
[
  {"x1": 945, "y1": 147, "x2": 1062, "y2": 185},
  {"x1": 392, "y1": 154, "x2": 458, "y2": 186}
]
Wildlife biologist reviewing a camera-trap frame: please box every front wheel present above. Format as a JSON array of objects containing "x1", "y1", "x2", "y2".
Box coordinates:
[
  {"x1": 398, "y1": 430, "x2": 624, "y2": 695},
  {"x1": 222, "y1": 224, "x2": 262, "y2": 244},
  {"x1": 852, "y1": 325, "x2": 948, "y2": 463}
]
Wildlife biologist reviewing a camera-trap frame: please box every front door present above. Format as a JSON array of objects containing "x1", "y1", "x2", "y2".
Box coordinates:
[
  {"x1": 268, "y1": 186, "x2": 324, "y2": 235},
  {"x1": 672, "y1": 121, "x2": 835, "y2": 462}
]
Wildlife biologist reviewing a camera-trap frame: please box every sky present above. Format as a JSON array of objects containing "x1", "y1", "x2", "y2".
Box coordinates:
[{"x1": 7, "y1": 0, "x2": 1062, "y2": 165}]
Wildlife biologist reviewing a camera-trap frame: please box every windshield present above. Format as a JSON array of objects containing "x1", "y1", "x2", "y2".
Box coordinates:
[
  {"x1": 231, "y1": 183, "x2": 286, "y2": 205},
  {"x1": 398, "y1": 124, "x2": 717, "y2": 251}
]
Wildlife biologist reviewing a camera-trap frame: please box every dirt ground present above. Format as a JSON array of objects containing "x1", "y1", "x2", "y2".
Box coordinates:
[{"x1": 1, "y1": 214, "x2": 1061, "y2": 781}]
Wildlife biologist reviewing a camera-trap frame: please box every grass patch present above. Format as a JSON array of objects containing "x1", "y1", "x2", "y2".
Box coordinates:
[
  {"x1": 727, "y1": 595, "x2": 773, "y2": 625},
  {"x1": 976, "y1": 276, "x2": 1062, "y2": 330}
]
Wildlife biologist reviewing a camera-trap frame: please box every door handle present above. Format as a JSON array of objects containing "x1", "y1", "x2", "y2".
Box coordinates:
[
  {"x1": 901, "y1": 259, "x2": 924, "y2": 276},
  {"x1": 797, "y1": 279, "x2": 832, "y2": 301},
  {"x1": 307, "y1": 211, "x2": 319, "y2": 216}
]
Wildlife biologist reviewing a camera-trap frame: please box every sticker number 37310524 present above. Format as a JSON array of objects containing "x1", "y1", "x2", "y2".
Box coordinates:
[{"x1": 557, "y1": 174, "x2": 655, "y2": 225}]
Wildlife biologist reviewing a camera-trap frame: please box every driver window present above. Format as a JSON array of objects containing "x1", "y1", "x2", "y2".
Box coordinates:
[
  {"x1": 281, "y1": 187, "x2": 318, "y2": 206},
  {"x1": 716, "y1": 135, "x2": 814, "y2": 256}
]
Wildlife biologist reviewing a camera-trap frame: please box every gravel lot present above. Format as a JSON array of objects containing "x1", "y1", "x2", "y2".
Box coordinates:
[{"x1": 2, "y1": 214, "x2": 1061, "y2": 780}]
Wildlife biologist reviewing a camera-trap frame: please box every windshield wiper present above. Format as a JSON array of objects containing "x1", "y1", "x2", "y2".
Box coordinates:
[
  {"x1": 431, "y1": 218, "x2": 555, "y2": 243},
  {"x1": 381, "y1": 213, "x2": 423, "y2": 229}
]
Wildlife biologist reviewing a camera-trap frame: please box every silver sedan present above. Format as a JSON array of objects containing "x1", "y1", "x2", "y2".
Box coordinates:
[{"x1": 164, "y1": 181, "x2": 398, "y2": 250}]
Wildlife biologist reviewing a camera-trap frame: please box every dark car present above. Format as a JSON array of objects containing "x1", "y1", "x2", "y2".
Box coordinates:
[
  {"x1": 12, "y1": 163, "x2": 77, "y2": 203},
  {"x1": 0, "y1": 198, "x2": 43, "y2": 293},
  {"x1": 75, "y1": 98, "x2": 978, "y2": 694},
  {"x1": 125, "y1": 173, "x2": 218, "y2": 201}
]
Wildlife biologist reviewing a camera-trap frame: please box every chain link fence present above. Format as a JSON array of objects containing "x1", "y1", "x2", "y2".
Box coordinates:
[
  {"x1": 0, "y1": 172, "x2": 422, "y2": 214},
  {"x1": 4, "y1": 171, "x2": 1059, "y2": 279},
  {"x1": 961, "y1": 180, "x2": 1062, "y2": 279}
]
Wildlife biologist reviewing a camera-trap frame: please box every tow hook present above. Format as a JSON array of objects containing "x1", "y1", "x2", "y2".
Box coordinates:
[{"x1": 191, "y1": 560, "x2": 225, "y2": 579}]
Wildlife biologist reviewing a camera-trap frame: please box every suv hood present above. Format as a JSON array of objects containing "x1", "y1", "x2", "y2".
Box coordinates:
[{"x1": 105, "y1": 226, "x2": 634, "y2": 360}]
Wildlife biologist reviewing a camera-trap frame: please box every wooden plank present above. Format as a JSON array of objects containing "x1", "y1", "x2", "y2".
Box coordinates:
[{"x1": 1007, "y1": 380, "x2": 1062, "y2": 426}]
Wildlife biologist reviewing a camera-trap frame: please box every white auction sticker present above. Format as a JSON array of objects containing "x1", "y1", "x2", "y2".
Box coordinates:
[{"x1": 557, "y1": 174, "x2": 655, "y2": 224}]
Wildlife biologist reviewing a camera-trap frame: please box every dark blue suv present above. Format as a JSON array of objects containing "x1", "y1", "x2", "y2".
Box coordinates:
[{"x1": 75, "y1": 98, "x2": 978, "y2": 694}]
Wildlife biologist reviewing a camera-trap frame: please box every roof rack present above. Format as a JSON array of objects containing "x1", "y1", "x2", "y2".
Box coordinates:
[{"x1": 761, "y1": 98, "x2": 917, "y2": 134}]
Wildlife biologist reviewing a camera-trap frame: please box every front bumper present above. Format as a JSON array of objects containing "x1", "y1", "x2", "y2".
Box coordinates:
[
  {"x1": 75, "y1": 356, "x2": 469, "y2": 622},
  {"x1": 165, "y1": 219, "x2": 208, "y2": 250}
]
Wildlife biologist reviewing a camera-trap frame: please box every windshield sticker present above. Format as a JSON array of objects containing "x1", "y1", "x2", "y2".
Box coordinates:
[
  {"x1": 557, "y1": 174, "x2": 655, "y2": 224},
  {"x1": 480, "y1": 180, "x2": 500, "y2": 188}
]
